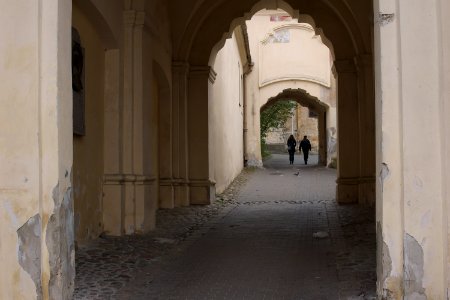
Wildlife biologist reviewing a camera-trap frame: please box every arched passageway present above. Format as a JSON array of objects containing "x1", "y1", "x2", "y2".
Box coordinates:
[
  {"x1": 261, "y1": 88, "x2": 331, "y2": 166},
  {"x1": 5, "y1": 0, "x2": 450, "y2": 298},
  {"x1": 177, "y1": 0, "x2": 375, "y2": 206}
]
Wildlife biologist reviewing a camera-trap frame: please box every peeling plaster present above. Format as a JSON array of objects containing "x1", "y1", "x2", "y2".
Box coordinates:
[
  {"x1": 380, "y1": 163, "x2": 390, "y2": 182},
  {"x1": 46, "y1": 183, "x2": 75, "y2": 299},
  {"x1": 380, "y1": 163, "x2": 390, "y2": 193},
  {"x1": 404, "y1": 234, "x2": 426, "y2": 299},
  {"x1": 377, "y1": 222, "x2": 393, "y2": 299},
  {"x1": 379, "y1": 13, "x2": 395, "y2": 26},
  {"x1": 17, "y1": 214, "x2": 42, "y2": 300}
]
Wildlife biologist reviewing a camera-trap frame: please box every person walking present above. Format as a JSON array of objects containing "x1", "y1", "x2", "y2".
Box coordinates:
[
  {"x1": 299, "y1": 135, "x2": 312, "y2": 165},
  {"x1": 287, "y1": 135, "x2": 297, "y2": 165}
]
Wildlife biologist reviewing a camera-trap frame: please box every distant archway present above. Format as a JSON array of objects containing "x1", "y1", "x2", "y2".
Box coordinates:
[{"x1": 261, "y1": 88, "x2": 329, "y2": 165}]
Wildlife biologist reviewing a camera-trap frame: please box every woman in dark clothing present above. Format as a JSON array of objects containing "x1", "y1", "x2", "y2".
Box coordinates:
[{"x1": 287, "y1": 135, "x2": 297, "y2": 165}]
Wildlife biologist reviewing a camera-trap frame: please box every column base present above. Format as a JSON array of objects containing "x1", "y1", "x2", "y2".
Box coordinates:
[
  {"x1": 189, "y1": 180, "x2": 215, "y2": 205},
  {"x1": 245, "y1": 159, "x2": 263, "y2": 168},
  {"x1": 174, "y1": 181, "x2": 190, "y2": 207},
  {"x1": 159, "y1": 179, "x2": 175, "y2": 209},
  {"x1": 336, "y1": 176, "x2": 375, "y2": 204},
  {"x1": 102, "y1": 174, "x2": 157, "y2": 236},
  {"x1": 159, "y1": 179, "x2": 190, "y2": 208},
  {"x1": 103, "y1": 184, "x2": 123, "y2": 236}
]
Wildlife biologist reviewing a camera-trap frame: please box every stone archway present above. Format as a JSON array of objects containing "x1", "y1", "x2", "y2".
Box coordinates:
[
  {"x1": 261, "y1": 88, "x2": 330, "y2": 166},
  {"x1": 172, "y1": 0, "x2": 375, "y2": 206}
]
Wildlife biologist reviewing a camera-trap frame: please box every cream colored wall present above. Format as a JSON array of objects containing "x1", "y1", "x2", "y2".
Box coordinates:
[
  {"x1": 375, "y1": 0, "x2": 449, "y2": 297},
  {"x1": 0, "y1": 3, "x2": 42, "y2": 298},
  {"x1": 259, "y1": 24, "x2": 331, "y2": 88},
  {"x1": 72, "y1": 5, "x2": 105, "y2": 243},
  {"x1": 0, "y1": 0, "x2": 73, "y2": 298},
  {"x1": 442, "y1": 0, "x2": 450, "y2": 291},
  {"x1": 211, "y1": 33, "x2": 245, "y2": 193}
]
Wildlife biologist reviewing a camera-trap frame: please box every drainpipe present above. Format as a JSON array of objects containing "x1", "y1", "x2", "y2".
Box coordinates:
[
  {"x1": 243, "y1": 63, "x2": 253, "y2": 166},
  {"x1": 241, "y1": 23, "x2": 253, "y2": 166}
]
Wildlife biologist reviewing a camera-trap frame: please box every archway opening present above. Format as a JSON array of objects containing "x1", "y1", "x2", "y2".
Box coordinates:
[{"x1": 260, "y1": 89, "x2": 333, "y2": 168}]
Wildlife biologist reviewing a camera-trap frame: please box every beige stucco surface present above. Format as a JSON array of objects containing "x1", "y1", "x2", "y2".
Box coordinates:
[
  {"x1": 210, "y1": 33, "x2": 245, "y2": 193},
  {"x1": 375, "y1": 0, "x2": 449, "y2": 297},
  {"x1": 0, "y1": 3, "x2": 41, "y2": 298}
]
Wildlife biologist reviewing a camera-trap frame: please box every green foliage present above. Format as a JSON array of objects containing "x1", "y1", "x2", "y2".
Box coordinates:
[
  {"x1": 261, "y1": 141, "x2": 271, "y2": 158},
  {"x1": 260, "y1": 100, "x2": 297, "y2": 147}
]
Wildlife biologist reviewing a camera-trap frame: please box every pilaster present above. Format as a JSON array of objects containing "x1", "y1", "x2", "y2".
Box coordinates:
[
  {"x1": 168, "y1": 61, "x2": 191, "y2": 207},
  {"x1": 187, "y1": 66, "x2": 216, "y2": 204},
  {"x1": 103, "y1": 9, "x2": 156, "y2": 236},
  {"x1": 355, "y1": 54, "x2": 376, "y2": 205},
  {"x1": 334, "y1": 58, "x2": 361, "y2": 204}
]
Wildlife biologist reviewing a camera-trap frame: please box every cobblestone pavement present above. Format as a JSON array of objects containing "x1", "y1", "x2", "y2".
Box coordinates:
[
  {"x1": 74, "y1": 171, "x2": 249, "y2": 299},
  {"x1": 75, "y1": 154, "x2": 376, "y2": 299}
]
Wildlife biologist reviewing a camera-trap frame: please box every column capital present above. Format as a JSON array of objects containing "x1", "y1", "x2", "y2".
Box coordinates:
[
  {"x1": 135, "y1": 11, "x2": 145, "y2": 27},
  {"x1": 334, "y1": 59, "x2": 357, "y2": 74},
  {"x1": 123, "y1": 10, "x2": 136, "y2": 26},
  {"x1": 354, "y1": 54, "x2": 373, "y2": 71},
  {"x1": 189, "y1": 65, "x2": 217, "y2": 84},
  {"x1": 172, "y1": 61, "x2": 190, "y2": 74}
]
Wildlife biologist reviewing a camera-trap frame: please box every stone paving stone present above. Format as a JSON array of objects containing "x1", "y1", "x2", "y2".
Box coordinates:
[
  {"x1": 76, "y1": 154, "x2": 376, "y2": 299},
  {"x1": 74, "y1": 170, "x2": 249, "y2": 299}
]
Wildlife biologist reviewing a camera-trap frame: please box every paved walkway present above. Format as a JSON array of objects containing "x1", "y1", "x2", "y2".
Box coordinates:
[{"x1": 75, "y1": 154, "x2": 376, "y2": 299}]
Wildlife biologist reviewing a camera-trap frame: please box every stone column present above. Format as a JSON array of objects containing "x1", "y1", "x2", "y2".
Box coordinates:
[
  {"x1": 375, "y1": 0, "x2": 448, "y2": 297},
  {"x1": 334, "y1": 59, "x2": 361, "y2": 203},
  {"x1": 158, "y1": 77, "x2": 174, "y2": 208},
  {"x1": 356, "y1": 54, "x2": 376, "y2": 205},
  {"x1": 187, "y1": 66, "x2": 216, "y2": 204},
  {"x1": 103, "y1": 9, "x2": 156, "y2": 236},
  {"x1": 170, "y1": 62, "x2": 190, "y2": 207},
  {"x1": 132, "y1": 11, "x2": 156, "y2": 233},
  {"x1": 121, "y1": 9, "x2": 137, "y2": 234},
  {"x1": 103, "y1": 49, "x2": 123, "y2": 235}
]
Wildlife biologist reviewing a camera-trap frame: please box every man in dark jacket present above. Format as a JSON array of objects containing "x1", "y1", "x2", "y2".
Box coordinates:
[{"x1": 299, "y1": 135, "x2": 312, "y2": 165}]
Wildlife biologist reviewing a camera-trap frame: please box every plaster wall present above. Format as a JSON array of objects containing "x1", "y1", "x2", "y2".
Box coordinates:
[
  {"x1": 72, "y1": 4, "x2": 105, "y2": 243},
  {"x1": 210, "y1": 33, "x2": 245, "y2": 193},
  {"x1": 259, "y1": 24, "x2": 331, "y2": 88},
  {"x1": 1, "y1": 0, "x2": 73, "y2": 298},
  {"x1": 375, "y1": 0, "x2": 449, "y2": 297},
  {"x1": 441, "y1": 0, "x2": 450, "y2": 292},
  {"x1": 0, "y1": 3, "x2": 41, "y2": 298}
]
